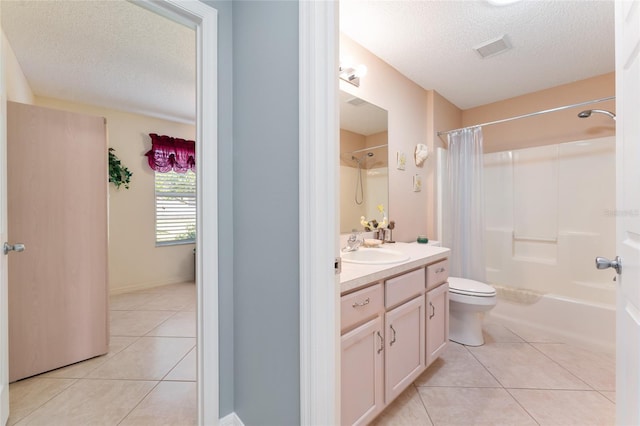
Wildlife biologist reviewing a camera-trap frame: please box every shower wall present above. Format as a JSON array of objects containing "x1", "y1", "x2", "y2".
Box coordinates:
[
  {"x1": 340, "y1": 165, "x2": 388, "y2": 232},
  {"x1": 484, "y1": 136, "x2": 616, "y2": 306}
]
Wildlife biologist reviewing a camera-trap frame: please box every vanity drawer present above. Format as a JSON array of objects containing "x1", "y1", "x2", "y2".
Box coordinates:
[
  {"x1": 385, "y1": 268, "x2": 425, "y2": 308},
  {"x1": 341, "y1": 283, "x2": 384, "y2": 332},
  {"x1": 426, "y1": 259, "x2": 449, "y2": 290}
]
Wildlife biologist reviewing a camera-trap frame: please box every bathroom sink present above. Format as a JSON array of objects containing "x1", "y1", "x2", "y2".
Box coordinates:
[{"x1": 341, "y1": 248, "x2": 410, "y2": 265}]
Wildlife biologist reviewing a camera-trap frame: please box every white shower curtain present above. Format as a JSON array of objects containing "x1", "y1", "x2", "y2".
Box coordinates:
[{"x1": 442, "y1": 127, "x2": 486, "y2": 281}]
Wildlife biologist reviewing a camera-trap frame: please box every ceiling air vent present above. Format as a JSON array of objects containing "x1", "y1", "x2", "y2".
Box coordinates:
[
  {"x1": 473, "y1": 35, "x2": 511, "y2": 59},
  {"x1": 346, "y1": 97, "x2": 367, "y2": 106}
]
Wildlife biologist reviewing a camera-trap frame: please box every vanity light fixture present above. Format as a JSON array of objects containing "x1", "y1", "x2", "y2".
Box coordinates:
[{"x1": 339, "y1": 63, "x2": 368, "y2": 87}]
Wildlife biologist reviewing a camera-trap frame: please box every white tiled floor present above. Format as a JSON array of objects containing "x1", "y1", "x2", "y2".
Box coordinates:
[
  {"x1": 8, "y1": 282, "x2": 197, "y2": 426},
  {"x1": 372, "y1": 318, "x2": 616, "y2": 426},
  {"x1": 9, "y1": 287, "x2": 616, "y2": 426}
]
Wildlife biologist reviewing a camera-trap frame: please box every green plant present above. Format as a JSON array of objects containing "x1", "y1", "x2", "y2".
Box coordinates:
[{"x1": 108, "y1": 148, "x2": 132, "y2": 189}]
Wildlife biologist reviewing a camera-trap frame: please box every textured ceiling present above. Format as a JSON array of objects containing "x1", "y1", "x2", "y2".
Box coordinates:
[
  {"x1": 2, "y1": 1, "x2": 615, "y2": 120},
  {"x1": 2, "y1": 1, "x2": 195, "y2": 123},
  {"x1": 340, "y1": 0, "x2": 615, "y2": 110}
]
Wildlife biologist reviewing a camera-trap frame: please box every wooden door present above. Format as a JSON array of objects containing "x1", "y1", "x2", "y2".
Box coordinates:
[
  {"x1": 341, "y1": 316, "x2": 384, "y2": 426},
  {"x1": 384, "y1": 295, "x2": 425, "y2": 403},
  {"x1": 7, "y1": 101, "x2": 108, "y2": 382},
  {"x1": 426, "y1": 283, "x2": 449, "y2": 366}
]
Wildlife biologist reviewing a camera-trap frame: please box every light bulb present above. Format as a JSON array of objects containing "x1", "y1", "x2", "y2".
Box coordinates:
[{"x1": 355, "y1": 64, "x2": 368, "y2": 78}]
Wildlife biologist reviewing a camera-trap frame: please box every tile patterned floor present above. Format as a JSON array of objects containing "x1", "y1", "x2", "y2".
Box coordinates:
[
  {"x1": 9, "y1": 286, "x2": 616, "y2": 426},
  {"x1": 372, "y1": 318, "x2": 616, "y2": 426},
  {"x1": 8, "y1": 282, "x2": 197, "y2": 426}
]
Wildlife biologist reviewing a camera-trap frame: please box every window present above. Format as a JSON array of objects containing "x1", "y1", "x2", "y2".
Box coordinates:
[{"x1": 155, "y1": 170, "x2": 196, "y2": 245}]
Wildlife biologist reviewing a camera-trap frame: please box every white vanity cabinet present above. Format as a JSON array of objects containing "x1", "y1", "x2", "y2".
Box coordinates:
[
  {"x1": 425, "y1": 259, "x2": 450, "y2": 366},
  {"x1": 384, "y1": 269, "x2": 426, "y2": 403},
  {"x1": 426, "y1": 282, "x2": 449, "y2": 366},
  {"x1": 341, "y1": 284, "x2": 385, "y2": 426},
  {"x1": 340, "y1": 246, "x2": 450, "y2": 426}
]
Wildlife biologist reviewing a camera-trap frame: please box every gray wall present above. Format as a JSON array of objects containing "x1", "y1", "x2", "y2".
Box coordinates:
[
  {"x1": 232, "y1": 1, "x2": 300, "y2": 424},
  {"x1": 201, "y1": 1, "x2": 300, "y2": 422},
  {"x1": 201, "y1": 0, "x2": 235, "y2": 417}
]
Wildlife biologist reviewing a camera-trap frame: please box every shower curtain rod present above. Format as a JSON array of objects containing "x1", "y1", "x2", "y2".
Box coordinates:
[
  {"x1": 347, "y1": 143, "x2": 388, "y2": 155},
  {"x1": 436, "y1": 96, "x2": 615, "y2": 141}
]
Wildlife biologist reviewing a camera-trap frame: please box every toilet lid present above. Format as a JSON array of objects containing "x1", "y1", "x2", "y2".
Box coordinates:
[{"x1": 448, "y1": 277, "x2": 496, "y2": 297}]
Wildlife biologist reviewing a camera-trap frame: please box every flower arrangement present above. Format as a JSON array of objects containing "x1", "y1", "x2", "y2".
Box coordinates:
[{"x1": 360, "y1": 204, "x2": 388, "y2": 231}]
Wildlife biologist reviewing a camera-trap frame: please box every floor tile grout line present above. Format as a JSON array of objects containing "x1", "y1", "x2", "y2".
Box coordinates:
[
  {"x1": 412, "y1": 383, "x2": 436, "y2": 426},
  {"x1": 468, "y1": 340, "x2": 596, "y2": 392},
  {"x1": 7, "y1": 377, "x2": 80, "y2": 425},
  {"x1": 161, "y1": 346, "x2": 197, "y2": 382},
  {"x1": 503, "y1": 387, "x2": 542, "y2": 426},
  {"x1": 144, "y1": 311, "x2": 178, "y2": 337},
  {"x1": 115, "y1": 380, "x2": 163, "y2": 426},
  {"x1": 463, "y1": 342, "x2": 509, "y2": 389},
  {"x1": 526, "y1": 341, "x2": 596, "y2": 391}
]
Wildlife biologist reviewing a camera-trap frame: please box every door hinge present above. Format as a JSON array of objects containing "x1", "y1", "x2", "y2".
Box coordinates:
[{"x1": 335, "y1": 257, "x2": 342, "y2": 275}]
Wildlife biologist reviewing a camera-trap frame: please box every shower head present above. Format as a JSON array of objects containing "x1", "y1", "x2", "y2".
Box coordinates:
[
  {"x1": 578, "y1": 109, "x2": 616, "y2": 121},
  {"x1": 352, "y1": 152, "x2": 374, "y2": 164}
]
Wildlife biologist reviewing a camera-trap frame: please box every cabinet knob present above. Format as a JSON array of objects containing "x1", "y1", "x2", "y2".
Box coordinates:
[
  {"x1": 429, "y1": 301, "x2": 435, "y2": 319},
  {"x1": 389, "y1": 324, "x2": 397, "y2": 346},
  {"x1": 376, "y1": 331, "x2": 384, "y2": 354}
]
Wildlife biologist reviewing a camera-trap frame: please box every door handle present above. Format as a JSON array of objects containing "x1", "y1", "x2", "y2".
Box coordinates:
[
  {"x1": 3, "y1": 242, "x2": 25, "y2": 255},
  {"x1": 595, "y1": 256, "x2": 622, "y2": 274}
]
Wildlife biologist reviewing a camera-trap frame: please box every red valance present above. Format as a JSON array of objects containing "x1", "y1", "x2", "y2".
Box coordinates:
[{"x1": 145, "y1": 133, "x2": 196, "y2": 173}]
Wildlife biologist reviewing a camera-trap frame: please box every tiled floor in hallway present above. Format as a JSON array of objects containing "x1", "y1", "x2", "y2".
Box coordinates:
[
  {"x1": 372, "y1": 318, "x2": 616, "y2": 426},
  {"x1": 8, "y1": 282, "x2": 197, "y2": 426}
]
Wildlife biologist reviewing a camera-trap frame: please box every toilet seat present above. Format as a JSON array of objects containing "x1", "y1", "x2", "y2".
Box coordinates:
[{"x1": 448, "y1": 277, "x2": 496, "y2": 297}]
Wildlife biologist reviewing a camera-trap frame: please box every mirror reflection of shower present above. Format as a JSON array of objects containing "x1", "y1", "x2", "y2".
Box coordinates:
[
  {"x1": 353, "y1": 152, "x2": 374, "y2": 204},
  {"x1": 339, "y1": 90, "x2": 389, "y2": 233}
]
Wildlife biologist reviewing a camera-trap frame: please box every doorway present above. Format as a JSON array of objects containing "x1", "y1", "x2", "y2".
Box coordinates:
[{"x1": 0, "y1": 1, "x2": 218, "y2": 424}]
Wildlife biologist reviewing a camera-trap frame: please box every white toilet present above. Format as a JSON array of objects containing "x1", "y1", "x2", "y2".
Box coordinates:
[{"x1": 448, "y1": 277, "x2": 497, "y2": 346}]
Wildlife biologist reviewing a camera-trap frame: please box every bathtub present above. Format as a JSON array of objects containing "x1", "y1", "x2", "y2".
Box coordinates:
[{"x1": 488, "y1": 285, "x2": 615, "y2": 355}]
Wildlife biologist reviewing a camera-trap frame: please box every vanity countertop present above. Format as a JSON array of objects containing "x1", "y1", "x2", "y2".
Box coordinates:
[{"x1": 340, "y1": 242, "x2": 450, "y2": 294}]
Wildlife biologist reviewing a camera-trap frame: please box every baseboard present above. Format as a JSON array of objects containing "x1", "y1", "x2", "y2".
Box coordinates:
[
  {"x1": 219, "y1": 412, "x2": 244, "y2": 426},
  {"x1": 109, "y1": 278, "x2": 195, "y2": 295}
]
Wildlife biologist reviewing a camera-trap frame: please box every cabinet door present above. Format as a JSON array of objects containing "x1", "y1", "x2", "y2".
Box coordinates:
[
  {"x1": 426, "y1": 283, "x2": 449, "y2": 366},
  {"x1": 341, "y1": 316, "x2": 384, "y2": 426},
  {"x1": 385, "y1": 295, "x2": 425, "y2": 403}
]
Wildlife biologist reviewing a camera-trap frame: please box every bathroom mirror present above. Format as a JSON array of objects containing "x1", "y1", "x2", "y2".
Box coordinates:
[{"x1": 339, "y1": 90, "x2": 389, "y2": 234}]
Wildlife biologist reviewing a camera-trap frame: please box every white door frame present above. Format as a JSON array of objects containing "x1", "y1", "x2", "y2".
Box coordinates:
[
  {"x1": 299, "y1": 2, "x2": 340, "y2": 425},
  {"x1": 134, "y1": 1, "x2": 219, "y2": 424},
  {"x1": 0, "y1": 1, "x2": 219, "y2": 424},
  {"x1": 0, "y1": 6, "x2": 10, "y2": 423}
]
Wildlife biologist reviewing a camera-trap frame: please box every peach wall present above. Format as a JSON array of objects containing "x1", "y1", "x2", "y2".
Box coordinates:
[
  {"x1": 340, "y1": 129, "x2": 365, "y2": 167},
  {"x1": 340, "y1": 34, "x2": 430, "y2": 242},
  {"x1": 366, "y1": 131, "x2": 389, "y2": 169},
  {"x1": 341, "y1": 129, "x2": 389, "y2": 170},
  {"x1": 3, "y1": 31, "x2": 34, "y2": 104},
  {"x1": 463, "y1": 73, "x2": 615, "y2": 153},
  {"x1": 35, "y1": 96, "x2": 196, "y2": 294},
  {"x1": 428, "y1": 91, "x2": 462, "y2": 239}
]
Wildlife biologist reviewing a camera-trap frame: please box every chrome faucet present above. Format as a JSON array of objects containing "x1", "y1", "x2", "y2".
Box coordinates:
[{"x1": 343, "y1": 231, "x2": 363, "y2": 252}]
